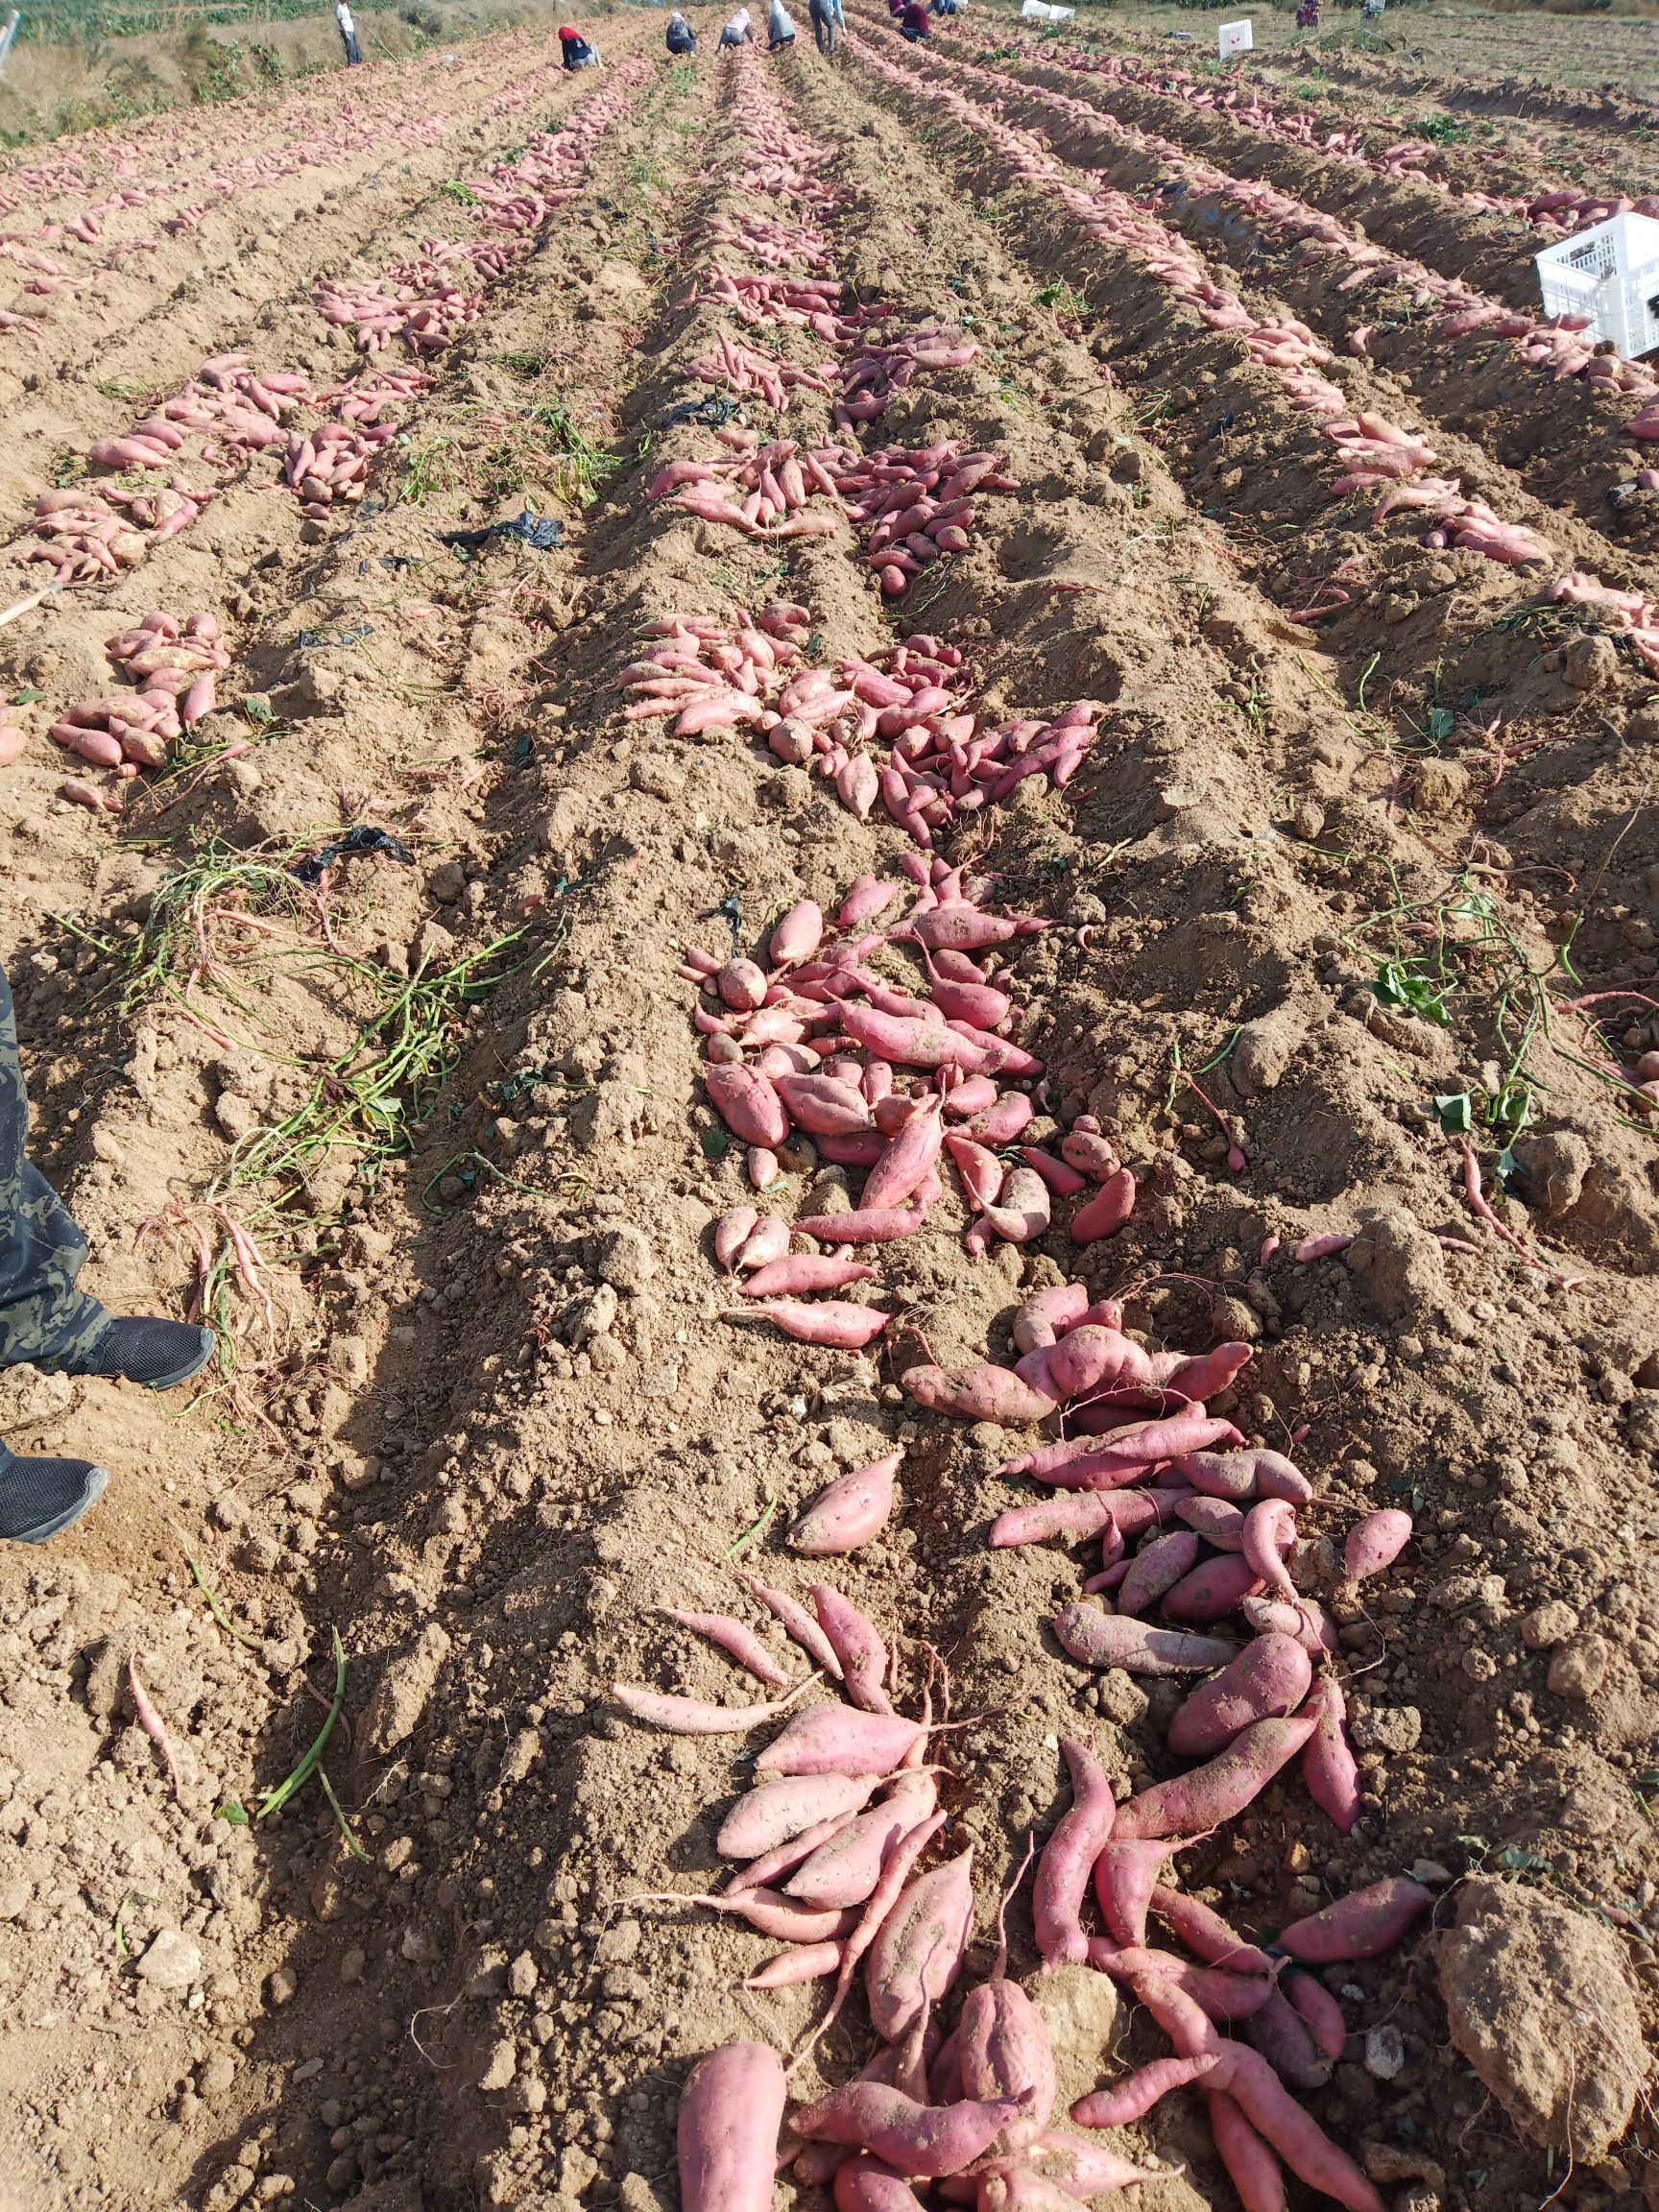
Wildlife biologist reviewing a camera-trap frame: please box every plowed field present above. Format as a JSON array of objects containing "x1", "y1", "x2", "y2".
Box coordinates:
[{"x1": 2, "y1": 12, "x2": 1658, "y2": 2212}]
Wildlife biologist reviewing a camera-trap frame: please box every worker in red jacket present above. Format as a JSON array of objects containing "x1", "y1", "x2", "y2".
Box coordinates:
[{"x1": 900, "y1": 0, "x2": 930, "y2": 36}]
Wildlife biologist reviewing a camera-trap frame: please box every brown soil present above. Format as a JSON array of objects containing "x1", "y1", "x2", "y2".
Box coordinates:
[{"x1": 2, "y1": 11, "x2": 1659, "y2": 2212}]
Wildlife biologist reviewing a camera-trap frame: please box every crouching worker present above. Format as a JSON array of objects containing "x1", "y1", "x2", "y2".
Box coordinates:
[
  {"x1": 767, "y1": 0, "x2": 796, "y2": 46},
  {"x1": 718, "y1": 6, "x2": 752, "y2": 42},
  {"x1": 0, "y1": 963, "x2": 214, "y2": 1542},
  {"x1": 559, "y1": 22, "x2": 601, "y2": 67},
  {"x1": 666, "y1": 9, "x2": 698, "y2": 51}
]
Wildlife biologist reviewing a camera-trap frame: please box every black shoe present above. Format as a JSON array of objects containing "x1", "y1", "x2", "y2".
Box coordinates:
[
  {"x1": 75, "y1": 1317, "x2": 217, "y2": 1391},
  {"x1": 0, "y1": 1452, "x2": 109, "y2": 1543}
]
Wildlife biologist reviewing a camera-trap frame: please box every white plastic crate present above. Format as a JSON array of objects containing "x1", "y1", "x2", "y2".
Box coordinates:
[
  {"x1": 1218, "y1": 18, "x2": 1254, "y2": 57},
  {"x1": 1535, "y1": 211, "x2": 1659, "y2": 360}
]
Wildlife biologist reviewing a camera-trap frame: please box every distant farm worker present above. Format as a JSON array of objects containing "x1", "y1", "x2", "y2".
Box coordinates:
[
  {"x1": 808, "y1": 0, "x2": 844, "y2": 52},
  {"x1": 666, "y1": 9, "x2": 698, "y2": 51},
  {"x1": 718, "y1": 6, "x2": 753, "y2": 42},
  {"x1": 0, "y1": 963, "x2": 215, "y2": 1543},
  {"x1": 900, "y1": 0, "x2": 929, "y2": 37},
  {"x1": 559, "y1": 22, "x2": 601, "y2": 67},
  {"x1": 1295, "y1": 0, "x2": 1319, "y2": 25},
  {"x1": 767, "y1": 0, "x2": 797, "y2": 47},
  {"x1": 335, "y1": 0, "x2": 364, "y2": 63}
]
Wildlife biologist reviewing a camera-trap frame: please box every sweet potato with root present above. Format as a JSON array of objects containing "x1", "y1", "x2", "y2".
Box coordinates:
[
  {"x1": 715, "y1": 1207, "x2": 761, "y2": 1269},
  {"x1": 744, "y1": 1256, "x2": 877, "y2": 1298},
  {"x1": 1086, "y1": 1940, "x2": 1273, "y2": 2023},
  {"x1": 1027, "y1": 2133, "x2": 1168, "y2": 2197},
  {"x1": 1344, "y1": 1508, "x2": 1412, "y2": 1581},
  {"x1": 748, "y1": 1941, "x2": 845, "y2": 1989},
  {"x1": 1285, "y1": 1970, "x2": 1348, "y2": 2065},
  {"x1": 776, "y1": 1073, "x2": 874, "y2": 1137},
  {"x1": 1276, "y1": 1877, "x2": 1433, "y2": 1963},
  {"x1": 1179, "y1": 1448, "x2": 1312, "y2": 1503},
  {"x1": 902, "y1": 1361, "x2": 1057, "y2": 1425},
  {"x1": 717, "y1": 1772, "x2": 880, "y2": 1860},
  {"x1": 1011, "y1": 1284, "x2": 1092, "y2": 1353},
  {"x1": 1054, "y1": 1604, "x2": 1238, "y2": 1676},
  {"x1": 678, "y1": 2042, "x2": 786, "y2": 2212},
  {"x1": 1114, "y1": 1715, "x2": 1318, "y2": 1839},
  {"x1": 758, "y1": 1705, "x2": 924, "y2": 1776},
  {"x1": 1015, "y1": 1324, "x2": 1151, "y2": 1406},
  {"x1": 1241, "y1": 1596, "x2": 1340, "y2": 1661},
  {"x1": 861, "y1": 1095, "x2": 945, "y2": 1211},
  {"x1": 791, "y1": 2082, "x2": 1025, "y2": 2178},
  {"x1": 1031, "y1": 1411, "x2": 1244, "y2": 1487},
  {"x1": 1094, "y1": 1836, "x2": 1190, "y2": 1945},
  {"x1": 794, "y1": 1196, "x2": 933, "y2": 1243},
  {"x1": 1033, "y1": 1738, "x2": 1116, "y2": 1968},
  {"x1": 1175, "y1": 1495, "x2": 1247, "y2": 1550},
  {"x1": 865, "y1": 1845, "x2": 975, "y2": 2041},
  {"x1": 1166, "y1": 1633, "x2": 1312, "y2": 1760},
  {"x1": 1241, "y1": 1500, "x2": 1300, "y2": 1604},
  {"x1": 728, "y1": 1809, "x2": 866, "y2": 1896},
  {"x1": 772, "y1": 899, "x2": 824, "y2": 967},
  {"x1": 789, "y1": 1453, "x2": 901, "y2": 1555}
]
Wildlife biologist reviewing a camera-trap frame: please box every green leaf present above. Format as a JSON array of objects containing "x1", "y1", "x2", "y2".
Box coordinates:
[
  {"x1": 1495, "y1": 1845, "x2": 1551, "y2": 1873},
  {"x1": 215, "y1": 1799, "x2": 250, "y2": 1826},
  {"x1": 1427, "y1": 705, "x2": 1455, "y2": 742},
  {"x1": 1434, "y1": 1092, "x2": 1474, "y2": 1134},
  {"x1": 699, "y1": 1126, "x2": 729, "y2": 1162}
]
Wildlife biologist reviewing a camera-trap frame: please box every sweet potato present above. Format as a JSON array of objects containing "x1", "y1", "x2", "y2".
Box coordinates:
[
  {"x1": 776, "y1": 1073, "x2": 875, "y2": 1137},
  {"x1": 1249, "y1": 1985, "x2": 1333, "y2": 2091},
  {"x1": 1027, "y1": 2132, "x2": 1166, "y2": 2198},
  {"x1": 1116, "y1": 1530, "x2": 1201, "y2": 1617},
  {"x1": 1070, "y1": 1168, "x2": 1136, "y2": 1242},
  {"x1": 861, "y1": 1095, "x2": 945, "y2": 1211},
  {"x1": 1010, "y1": 1284, "x2": 1092, "y2": 1353},
  {"x1": 734, "y1": 1301, "x2": 890, "y2": 1348},
  {"x1": 728, "y1": 1809, "x2": 866, "y2": 1896},
  {"x1": 1285, "y1": 1969, "x2": 1348, "y2": 2065},
  {"x1": 708, "y1": 1065, "x2": 788, "y2": 1149},
  {"x1": 613, "y1": 1684, "x2": 798, "y2": 1735},
  {"x1": 794, "y1": 1195, "x2": 933, "y2": 1242},
  {"x1": 833, "y1": 2158, "x2": 926, "y2": 2211},
  {"x1": 1299, "y1": 1673, "x2": 1360, "y2": 1835},
  {"x1": 1241, "y1": 1500, "x2": 1300, "y2": 1603},
  {"x1": 958, "y1": 1975, "x2": 1056, "y2": 2151},
  {"x1": 741, "y1": 1575, "x2": 844, "y2": 1679},
  {"x1": 1094, "y1": 1836, "x2": 1186, "y2": 1945},
  {"x1": 791, "y1": 2082, "x2": 1024, "y2": 2177},
  {"x1": 1054, "y1": 1604, "x2": 1238, "y2": 1676},
  {"x1": 1275, "y1": 1877, "x2": 1433, "y2": 1963},
  {"x1": 1214, "y1": 2044, "x2": 1386, "y2": 2212},
  {"x1": 717, "y1": 1772, "x2": 880, "y2": 1861},
  {"x1": 789, "y1": 1453, "x2": 901, "y2": 1555},
  {"x1": 772, "y1": 899, "x2": 824, "y2": 967},
  {"x1": 1070, "y1": 2052, "x2": 1218, "y2": 2128},
  {"x1": 744, "y1": 1256, "x2": 878, "y2": 1298},
  {"x1": 1166, "y1": 1633, "x2": 1312, "y2": 1760},
  {"x1": 902, "y1": 1360, "x2": 1057, "y2": 1424},
  {"x1": 1016, "y1": 1324, "x2": 1151, "y2": 1406},
  {"x1": 810, "y1": 1586, "x2": 892, "y2": 1714},
  {"x1": 747, "y1": 1941, "x2": 845, "y2": 1989},
  {"x1": 1161, "y1": 1554, "x2": 1267, "y2": 1623},
  {"x1": 1086, "y1": 1941, "x2": 1272, "y2": 2023},
  {"x1": 1240, "y1": 1596, "x2": 1339, "y2": 1661},
  {"x1": 678, "y1": 2042, "x2": 787, "y2": 2212},
  {"x1": 757, "y1": 1705, "x2": 924, "y2": 1776},
  {"x1": 1113, "y1": 1715, "x2": 1318, "y2": 1839},
  {"x1": 865, "y1": 1845, "x2": 975, "y2": 2040},
  {"x1": 715, "y1": 1206, "x2": 760, "y2": 1269},
  {"x1": 1207, "y1": 2089, "x2": 1286, "y2": 2212},
  {"x1": 990, "y1": 1492, "x2": 1163, "y2": 1551},
  {"x1": 1177, "y1": 1449, "x2": 1311, "y2": 1504},
  {"x1": 657, "y1": 1606, "x2": 797, "y2": 1688},
  {"x1": 1174, "y1": 1495, "x2": 1247, "y2": 1550},
  {"x1": 1344, "y1": 1508, "x2": 1412, "y2": 1582},
  {"x1": 1146, "y1": 1887, "x2": 1274, "y2": 1975},
  {"x1": 1033, "y1": 1738, "x2": 1116, "y2": 1968},
  {"x1": 785, "y1": 1772, "x2": 937, "y2": 1909}
]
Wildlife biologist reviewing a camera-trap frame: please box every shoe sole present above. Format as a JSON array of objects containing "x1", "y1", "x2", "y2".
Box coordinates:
[
  {"x1": 141, "y1": 1329, "x2": 217, "y2": 1392},
  {"x1": 15, "y1": 1463, "x2": 109, "y2": 1544}
]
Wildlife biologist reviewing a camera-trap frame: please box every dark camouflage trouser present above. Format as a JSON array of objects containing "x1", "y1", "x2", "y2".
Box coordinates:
[{"x1": 0, "y1": 965, "x2": 108, "y2": 1374}]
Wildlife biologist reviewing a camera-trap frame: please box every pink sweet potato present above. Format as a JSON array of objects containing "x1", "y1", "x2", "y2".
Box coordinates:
[
  {"x1": 1214, "y1": 2044, "x2": 1386, "y2": 2212},
  {"x1": 1033, "y1": 1738, "x2": 1116, "y2": 1968},
  {"x1": 833, "y1": 2157, "x2": 926, "y2": 2211},
  {"x1": 1070, "y1": 2052, "x2": 1218, "y2": 2128},
  {"x1": 794, "y1": 1197, "x2": 933, "y2": 1242},
  {"x1": 1086, "y1": 1940, "x2": 1273, "y2": 2023},
  {"x1": 613, "y1": 1684, "x2": 799, "y2": 1735},
  {"x1": 990, "y1": 1492, "x2": 1163, "y2": 1551},
  {"x1": 771, "y1": 899, "x2": 824, "y2": 967},
  {"x1": 1116, "y1": 1530, "x2": 1201, "y2": 1617},
  {"x1": 1069, "y1": 1168, "x2": 1136, "y2": 1243},
  {"x1": 744, "y1": 1256, "x2": 878, "y2": 1298},
  {"x1": 1166, "y1": 1633, "x2": 1312, "y2": 1760},
  {"x1": 776, "y1": 1073, "x2": 875, "y2": 1137},
  {"x1": 1241, "y1": 1500, "x2": 1300, "y2": 1603},
  {"x1": 741, "y1": 1575, "x2": 844, "y2": 1679},
  {"x1": 1249, "y1": 1984, "x2": 1333, "y2": 2091},
  {"x1": 757, "y1": 1705, "x2": 924, "y2": 1777},
  {"x1": 715, "y1": 1206, "x2": 760, "y2": 1269},
  {"x1": 1113, "y1": 1715, "x2": 1317, "y2": 1839},
  {"x1": 1011, "y1": 1284, "x2": 1093, "y2": 1353},
  {"x1": 657, "y1": 1606, "x2": 797, "y2": 1687},
  {"x1": 901, "y1": 1360, "x2": 1057, "y2": 1424},
  {"x1": 1054, "y1": 1604, "x2": 1238, "y2": 1676},
  {"x1": 678, "y1": 2042, "x2": 786, "y2": 2212},
  {"x1": 1299, "y1": 1674, "x2": 1360, "y2": 1835},
  {"x1": 727, "y1": 1810, "x2": 865, "y2": 1896},
  {"x1": 1207, "y1": 2089, "x2": 1286, "y2": 2212},
  {"x1": 1177, "y1": 1449, "x2": 1311, "y2": 1503},
  {"x1": 861, "y1": 1095, "x2": 945, "y2": 1211},
  {"x1": 810, "y1": 1585, "x2": 892, "y2": 1714},
  {"x1": 1028, "y1": 2132, "x2": 1166, "y2": 2198},
  {"x1": 734, "y1": 1301, "x2": 890, "y2": 1348},
  {"x1": 717, "y1": 1772, "x2": 880, "y2": 1860},
  {"x1": 1174, "y1": 1495, "x2": 1248, "y2": 1550},
  {"x1": 958, "y1": 1976, "x2": 1056, "y2": 2151},
  {"x1": 1093, "y1": 1836, "x2": 1185, "y2": 1945},
  {"x1": 1161, "y1": 1553, "x2": 1267, "y2": 1623},
  {"x1": 1275, "y1": 1877, "x2": 1433, "y2": 1964},
  {"x1": 788, "y1": 1453, "x2": 902, "y2": 1556},
  {"x1": 865, "y1": 1845, "x2": 975, "y2": 2040},
  {"x1": 746, "y1": 1940, "x2": 845, "y2": 1989},
  {"x1": 785, "y1": 1772, "x2": 937, "y2": 1909},
  {"x1": 1285, "y1": 1969, "x2": 1348, "y2": 2066},
  {"x1": 791, "y1": 2082, "x2": 1024, "y2": 2178},
  {"x1": 1146, "y1": 1887, "x2": 1275, "y2": 1975},
  {"x1": 1344, "y1": 1508, "x2": 1412, "y2": 1582},
  {"x1": 708, "y1": 1064, "x2": 788, "y2": 1148}
]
